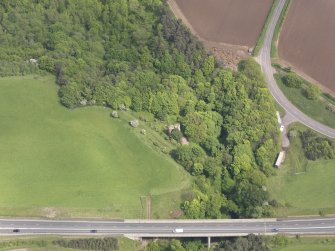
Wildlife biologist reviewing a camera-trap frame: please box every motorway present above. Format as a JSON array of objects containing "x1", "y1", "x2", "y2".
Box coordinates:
[
  {"x1": 1, "y1": 218, "x2": 335, "y2": 237},
  {"x1": 256, "y1": 0, "x2": 335, "y2": 138}
]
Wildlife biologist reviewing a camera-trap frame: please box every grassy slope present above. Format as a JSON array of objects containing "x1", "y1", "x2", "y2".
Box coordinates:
[
  {"x1": 268, "y1": 124, "x2": 335, "y2": 216},
  {"x1": 275, "y1": 237, "x2": 335, "y2": 251},
  {"x1": 278, "y1": 244, "x2": 335, "y2": 251},
  {"x1": 252, "y1": 0, "x2": 279, "y2": 56},
  {"x1": 0, "y1": 76, "x2": 190, "y2": 218},
  {"x1": 0, "y1": 236, "x2": 139, "y2": 251},
  {"x1": 275, "y1": 74, "x2": 335, "y2": 128}
]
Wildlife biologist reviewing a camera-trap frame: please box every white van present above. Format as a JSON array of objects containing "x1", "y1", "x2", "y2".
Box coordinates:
[{"x1": 173, "y1": 228, "x2": 184, "y2": 233}]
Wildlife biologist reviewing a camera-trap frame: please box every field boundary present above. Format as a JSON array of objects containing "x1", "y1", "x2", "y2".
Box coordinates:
[
  {"x1": 252, "y1": 0, "x2": 280, "y2": 56},
  {"x1": 167, "y1": 0, "x2": 198, "y2": 36},
  {"x1": 274, "y1": 60, "x2": 335, "y2": 97},
  {"x1": 167, "y1": 0, "x2": 248, "y2": 52},
  {"x1": 271, "y1": 0, "x2": 291, "y2": 58},
  {"x1": 168, "y1": 0, "x2": 269, "y2": 66},
  {"x1": 273, "y1": 71, "x2": 335, "y2": 129}
]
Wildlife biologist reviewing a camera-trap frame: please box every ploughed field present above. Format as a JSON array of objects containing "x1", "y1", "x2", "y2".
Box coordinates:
[
  {"x1": 173, "y1": 0, "x2": 273, "y2": 46},
  {"x1": 0, "y1": 76, "x2": 190, "y2": 218},
  {"x1": 278, "y1": 0, "x2": 335, "y2": 92}
]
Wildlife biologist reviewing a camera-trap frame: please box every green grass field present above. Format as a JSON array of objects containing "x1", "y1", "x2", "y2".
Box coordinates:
[
  {"x1": 275, "y1": 237, "x2": 335, "y2": 251},
  {"x1": 0, "y1": 76, "x2": 190, "y2": 218},
  {"x1": 278, "y1": 244, "x2": 335, "y2": 251},
  {"x1": 275, "y1": 74, "x2": 335, "y2": 128},
  {"x1": 268, "y1": 124, "x2": 335, "y2": 216}
]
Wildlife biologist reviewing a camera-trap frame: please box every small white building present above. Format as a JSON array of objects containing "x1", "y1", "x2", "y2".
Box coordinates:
[
  {"x1": 276, "y1": 111, "x2": 282, "y2": 125},
  {"x1": 29, "y1": 58, "x2": 38, "y2": 64},
  {"x1": 167, "y1": 123, "x2": 181, "y2": 134},
  {"x1": 275, "y1": 151, "x2": 286, "y2": 168}
]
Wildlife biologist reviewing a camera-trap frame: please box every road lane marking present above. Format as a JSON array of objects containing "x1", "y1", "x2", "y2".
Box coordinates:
[{"x1": 280, "y1": 218, "x2": 335, "y2": 222}]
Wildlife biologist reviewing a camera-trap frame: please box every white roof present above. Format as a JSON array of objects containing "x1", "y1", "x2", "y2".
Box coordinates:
[{"x1": 275, "y1": 151, "x2": 285, "y2": 167}]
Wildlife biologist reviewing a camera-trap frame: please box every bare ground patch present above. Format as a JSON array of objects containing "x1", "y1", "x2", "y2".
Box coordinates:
[
  {"x1": 41, "y1": 208, "x2": 57, "y2": 218},
  {"x1": 204, "y1": 41, "x2": 249, "y2": 71}
]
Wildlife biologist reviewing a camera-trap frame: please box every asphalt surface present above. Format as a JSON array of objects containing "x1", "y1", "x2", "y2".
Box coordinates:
[
  {"x1": 1, "y1": 218, "x2": 335, "y2": 237},
  {"x1": 2, "y1": 0, "x2": 335, "y2": 240},
  {"x1": 256, "y1": 0, "x2": 335, "y2": 138}
]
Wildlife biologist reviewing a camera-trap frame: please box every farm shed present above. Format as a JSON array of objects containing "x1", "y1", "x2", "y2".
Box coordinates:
[{"x1": 275, "y1": 151, "x2": 286, "y2": 168}]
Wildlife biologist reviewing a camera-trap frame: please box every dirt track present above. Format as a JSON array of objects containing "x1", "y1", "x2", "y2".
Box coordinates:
[
  {"x1": 278, "y1": 0, "x2": 335, "y2": 93},
  {"x1": 172, "y1": 0, "x2": 273, "y2": 47}
]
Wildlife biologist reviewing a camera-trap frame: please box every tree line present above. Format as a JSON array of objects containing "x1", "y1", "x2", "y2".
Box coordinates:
[
  {"x1": 146, "y1": 234, "x2": 289, "y2": 251},
  {"x1": 0, "y1": 0, "x2": 280, "y2": 219}
]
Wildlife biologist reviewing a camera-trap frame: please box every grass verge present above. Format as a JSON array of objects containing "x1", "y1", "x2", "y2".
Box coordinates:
[
  {"x1": 274, "y1": 73, "x2": 335, "y2": 128},
  {"x1": 252, "y1": 0, "x2": 279, "y2": 56},
  {"x1": 275, "y1": 237, "x2": 335, "y2": 251},
  {"x1": 271, "y1": 0, "x2": 291, "y2": 58},
  {"x1": 0, "y1": 75, "x2": 191, "y2": 218},
  {"x1": 268, "y1": 123, "x2": 335, "y2": 216},
  {"x1": 0, "y1": 236, "x2": 139, "y2": 251}
]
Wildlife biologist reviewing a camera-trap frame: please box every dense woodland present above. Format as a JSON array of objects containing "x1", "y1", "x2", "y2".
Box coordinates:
[
  {"x1": 0, "y1": 0, "x2": 279, "y2": 218},
  {"x1": 146, "y1": 234, "x2": 289, "y2": 251}
]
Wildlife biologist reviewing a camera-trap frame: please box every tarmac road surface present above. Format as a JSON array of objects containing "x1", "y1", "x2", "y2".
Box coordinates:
[
  {"x1": 256, "y1": 0, "x2": 335, "y2": 138},
  {"x1": 1, "y1": 217, "x2": 335, "y2": 237}
]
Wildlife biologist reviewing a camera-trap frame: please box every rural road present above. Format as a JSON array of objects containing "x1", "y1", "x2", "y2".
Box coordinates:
[
  {"x1": 256, "y1": 0, "x2": 335, "y2": 138},
  {"x1": 1, "y1": 218, "x2": 335, "y2": 237}
]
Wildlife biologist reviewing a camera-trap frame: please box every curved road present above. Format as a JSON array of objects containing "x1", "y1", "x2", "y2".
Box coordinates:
[
  {"x1": 256, "y1": 0, "x2": 335, "y2": 138},
  {"x1": 1, "y1": 218, "x2": 335, "y2": 237}
]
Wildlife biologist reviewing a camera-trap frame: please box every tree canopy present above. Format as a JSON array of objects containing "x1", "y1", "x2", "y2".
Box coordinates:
[{"x1": 0, "y1": 0, "x2": 280, "y2": 219}]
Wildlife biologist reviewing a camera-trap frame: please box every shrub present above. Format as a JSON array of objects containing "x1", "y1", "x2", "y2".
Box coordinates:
[
  {"x1": 326, "y1": 103, "x2": 335, "y2": 113},
  {"x1": 319, "y1": 209, "x2": 326, "y2": 217},
  {"x1": 129, "y1": 120, "x2": 139, "y2": 127},
  {"x1": 58, "y1": 82, "x2": 81, "y2": 108},
  {"x1": 288, "y1": 130, "x2": 298, "y2": 139},
  {"x1": 324, "y1": 93, "x2": 335, "y2": 103},
  {"x1": 38, "y1": 56, "x2": 55, "y2": 73},
  {"x1": 192, "y1": 163, "x2": 203, "y2": 176},
  {"x1": 271, "y1": 234, "x2": 289, "y2": 248},
  {"x1": 303, "y1": 84, "x2": 320, "y2": 100},
  {"x1": 53, "y1": 238, "x2": 118, "y2": 251},
  {"x1": 111, "y1": 111, "x2": 119, "y2": 118},
  {"x1": 301, "y1": 130, "x2": 335, "y2": 160},
  {"x1": 170, "y1": 128, "x2": 183, "y2": 142},
  {"x1": 282, "y1": 73, "x2": 303, "y2": 88},
  {"x1": 172, "y1": 143, "x2": 206, "y2": 171},
  {"x1": 55, "y1": 63, "x2": 67, "y2": 86}
]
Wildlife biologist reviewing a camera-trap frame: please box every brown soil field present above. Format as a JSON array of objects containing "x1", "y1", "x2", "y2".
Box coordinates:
[
  {"x1": 278, "y1": 0, "x2": 335, "y2": 93},
  {"x1": 172, "y1": 0, "x2": 273, "y2": 47}
]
